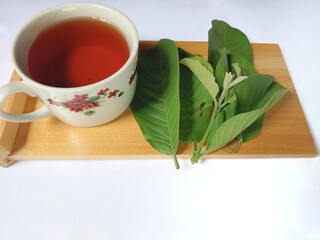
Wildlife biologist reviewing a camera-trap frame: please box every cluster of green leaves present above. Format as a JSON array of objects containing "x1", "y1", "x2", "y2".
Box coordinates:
[{"x1": 130, "y1": 20, "x2": 287, "y2": 169}]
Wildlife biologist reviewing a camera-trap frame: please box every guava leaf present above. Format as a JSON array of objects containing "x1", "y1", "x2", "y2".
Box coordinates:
[
  {"x1": 233, "y1": 74, "x2": 274, "y2": 142},
  {"x1": 208, "y1": 19, "x2": 253, "y2": 69},
  {"x1": 180, "y1": 57, "x2": 219, "y2": 100},
  {"x1": 208, "y1": 83, "x2": 287, "y2": 150},
  {"x1": 130, "y1": 39, "x2": 180, "y2": 159},
  {"x1": 178, "y1": 49, "x2": 212, "y2": 142}
]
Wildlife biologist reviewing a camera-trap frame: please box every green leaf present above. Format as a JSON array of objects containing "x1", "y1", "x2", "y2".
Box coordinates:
[
  {"x1": 180, "y1": 57, "x2": 219, "y2": 100},
  {"x1": 255, "y1": 81, "x2": 287, "y2": 108},
  {"x1": 234, "y1": 74, "x2": 275, "y2": 113},
  {"x1": 208, "y1": 20, "x2": 253, "y2": 68},
  {"x1": 214, "y1": 48, "x2": 229, "y2": 89},
  {"x1": 222, "y1": 94, "x2": 238, "y2": 119},
  {"x1": 239, "y1": 116, "x2": 264, "y2": 142},
  {"x1": 130, "y1": 39, "x2": 180, "y2": 163},
  {"x1": 233, "y1": 74, "x2": 274, "y2": 142},
  {"x1": 232, "y1": 63, "x2": 242, "y2": 78},
  {"x1": 228, "y1": 75, "x2": 248, "y2": 89},
  {"x1": 84, "y1": 110, "x2": 95, "y2": 116},
  {"x1": 178, "y1": 48, "x2": 212, "y2": 142},
  {"x1": 60, "y1": 102, "x2": 68, "y2": 108},
  {"x1": 211, "y1": 94, "x2": 237, "y2": 134},
  {"x1": 89, "y1": 95, "x2": 100, "y2": 102},
  {"x1": 188, "y1": 55, "x2": 214, "y2": 74},
  {"x1": 118, "y1": 91, "x2": 124, "y2": 97},
  {"x1": 230, "y1": 54, "x2": 257, "y2": 76},
  {"x1": 208, "y1": 84, "x2": 287, "y2": 150},
  {"x1": 240, "y1": 82, "x2": 287, "y2": 142}
]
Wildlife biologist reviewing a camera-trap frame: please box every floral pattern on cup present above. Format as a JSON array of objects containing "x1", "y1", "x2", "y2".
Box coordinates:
[{"x1": 47, "y1": 88, "x2": 124, "y2": 116}]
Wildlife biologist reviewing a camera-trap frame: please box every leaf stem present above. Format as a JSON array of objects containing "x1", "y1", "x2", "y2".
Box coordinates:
[
  {"x1": 173, "y1": 155, "x2": 180, "y2": 169},
  {"x1": 218, "y1": 87, "x2": 228, "y2": 106},
  {"x1": 192, "y1": 141, "x2": 196, "y2": 154},
  {"x1": 191, "y1": 104, "x2": 218, "y2": 163},
  {"x1": 199, "y1": 147, "x2": 217, "y2": 157}
]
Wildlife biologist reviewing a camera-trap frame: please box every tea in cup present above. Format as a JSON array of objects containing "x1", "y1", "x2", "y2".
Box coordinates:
[{"x1": 0, "y1": 2, "x2": 139, "y2": 127}]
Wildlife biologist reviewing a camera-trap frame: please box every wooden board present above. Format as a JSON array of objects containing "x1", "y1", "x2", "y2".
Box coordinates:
[{"x1": 0, "y1": 41, "x2": 318, "y2": 166}]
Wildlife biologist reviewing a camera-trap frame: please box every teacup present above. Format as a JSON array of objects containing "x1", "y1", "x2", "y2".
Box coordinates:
[{"x1": 0, "y1": 2, "x2": 139, "y2": 127}]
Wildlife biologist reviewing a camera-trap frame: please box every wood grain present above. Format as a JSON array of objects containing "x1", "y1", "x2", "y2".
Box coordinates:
[{"x1": 1, "y1": 41, "x2": 318, "y2": 165}]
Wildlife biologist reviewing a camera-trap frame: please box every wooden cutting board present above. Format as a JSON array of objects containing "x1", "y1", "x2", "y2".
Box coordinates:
[{"x1": 0, "y1": 41, "x2": 317, "y2": 167}]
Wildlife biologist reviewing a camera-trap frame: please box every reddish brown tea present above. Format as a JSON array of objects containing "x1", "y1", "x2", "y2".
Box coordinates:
[{"x1": 27, "y1": 17, "x2": 129, "y2": 88}]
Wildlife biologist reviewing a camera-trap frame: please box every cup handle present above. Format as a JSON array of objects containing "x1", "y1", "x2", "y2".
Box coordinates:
[{"x1": 0, "y1": 81, "x2": 51, "y2": 122}]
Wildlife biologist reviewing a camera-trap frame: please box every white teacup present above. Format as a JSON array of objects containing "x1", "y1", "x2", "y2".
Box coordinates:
[{"x1": 0, "y1": 2, "x2": 139, "y2": 127}]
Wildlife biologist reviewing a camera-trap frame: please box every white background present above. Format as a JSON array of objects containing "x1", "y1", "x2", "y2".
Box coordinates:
[{"x1": 1, "y1": 1, "x2": 320, "y2": 239}]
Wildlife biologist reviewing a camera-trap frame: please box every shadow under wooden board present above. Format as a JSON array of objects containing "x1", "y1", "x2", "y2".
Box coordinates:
[{"x1": 0, "y1": 41, "x2": 318, "y2": 167}]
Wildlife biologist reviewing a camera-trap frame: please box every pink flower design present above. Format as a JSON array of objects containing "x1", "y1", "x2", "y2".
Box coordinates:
[
  {"x1": 129, "y1": 68, "x2": 137, "y2": 85},
  {"x1": 97, "y1": 88, "x2": 109, "y2": 95},
  {"x1": 108, "y1": 89, "x2": 120, "y2": 98},
  {"x1": 47, "y1": 87, "x2": 124, "y2": 116},
  {"x1": 47, "y1": 98, "x2": 60, "y2": 106}
]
